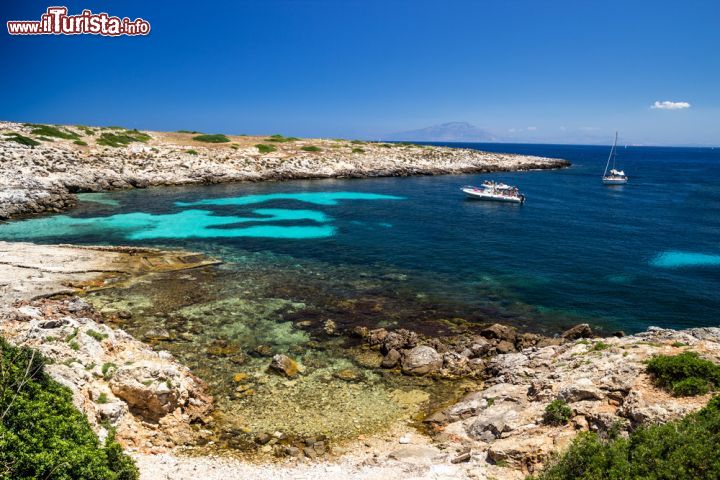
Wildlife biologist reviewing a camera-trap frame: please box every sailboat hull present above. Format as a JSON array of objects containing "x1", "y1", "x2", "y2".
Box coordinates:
[{"x1": 602, "y1": 177, "x2": 628, "y2": 185}]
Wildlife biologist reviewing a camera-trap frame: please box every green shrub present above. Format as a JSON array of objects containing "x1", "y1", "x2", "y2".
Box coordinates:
[
  {"x1": 96, "y1": 392, "x2": 108, "y2": 404},
  {"x1": 28, "y1": 124, "x2": 80, "y2": 140},
  {"x1": 4, "y1": 133, "x2": 40, "y2": 147},
  {"x1": 76, "y1": 125, "x2": 96, "y2": 136},
  {"x1": 101, "y1": 362, "x2": 117, "y2": 380},
  {"x1": 0, "y1": 338, "x2": 138, "y2": 479},
  {"x1": 591, "y1": 341, "x2": 610, "y2": 352},
  {"x1": 351, "y1": 147, "x2": 365, "y2": 154},
  {"x1": 672, "y1": 377, "x2": 711, "y2": 396},
  {"x1": 96, "y1": 131, "x2": 150, "y2": 148},
  {"x1": 192, "y1": 133, "x2": 230, "y2": 143},
  {"x1": 86, "y1": 329, "x2": 108, "y2": 342},
  {"x1": 301, "y1": 145, "x2": 322, "y2": 152},
  {"x1": 177, "y1": 130, "x2": 201, "y2": 134},
  {"x1": 544, "y1": 399, "x2": 573, "y2": 426},
  {"x1": 74, "y1": 139, "x2": 88, "y2": 146},
  {"x1": 350, "y1": 140, "x2": 364, "y2": 144},
  {"x1": 186, "y1": 149, "x2": 199, "y2": 155},
  {"x1": 255, "y1": 144, "x2": 276, "y2": 154},
  {"x1": 646, "y1": 352, "x2": 720, "y2": 396},
  {"x1": 265, "y1": 134, "x2": 298, "y2": 142},
  {"x1": 529, "y1": 397, "x2": 720, "y2": 480}
]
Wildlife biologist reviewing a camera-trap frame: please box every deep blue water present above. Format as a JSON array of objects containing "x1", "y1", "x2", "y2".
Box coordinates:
[{"x1": 2, "y1": 143, "x2": 719, "y2": 333}]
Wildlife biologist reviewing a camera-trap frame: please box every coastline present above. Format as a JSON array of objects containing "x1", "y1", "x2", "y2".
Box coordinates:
[
  {"x1": 1, "y1": 124, "x2": 715, "y2": 479},
  {"x1": 1, "y1": 241, "x2": 718, "y2": 479},
  {"x1": 0, "y1": 121, "x2": 569, "y2": 220}
]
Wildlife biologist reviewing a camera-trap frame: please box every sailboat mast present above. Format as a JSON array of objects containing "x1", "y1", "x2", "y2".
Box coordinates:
[{"x1": 604, "y1": 131, "x2": 618, "y2": 177}]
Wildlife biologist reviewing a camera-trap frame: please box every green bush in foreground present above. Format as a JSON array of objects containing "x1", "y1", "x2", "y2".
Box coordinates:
[
  {"x1": 544, "y1": 399, "x2": 573, "y2": 426},
  {"x1": 300, "y1": 145, "x2": 322, "y2": 152},
  {"x1": 73, "y1": 140, "x2": 88, "y2": 146},
  {"x1": 0, "y1": 338, "x2": 138, "y2": 479},
  {"x1": 255, "y1": 143, "x2": 276, "y2": 154},
  {"x1": 529, "y1": 396, "x2": 720, "y2": 480},
  {"x1": 646, "y1": 351, "x2": 720, "y2": 396},
  {"x1": 192, "y1": 133, "x2": 230, "y2": 143},
  {"x1": 4, "y1": 133, "x2": 40, "y2": 147}
]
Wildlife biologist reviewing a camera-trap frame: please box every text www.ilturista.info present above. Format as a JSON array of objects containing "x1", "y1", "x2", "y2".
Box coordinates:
[{"x1": 7, "y1": 7, "x2": 150, "y2": 36}]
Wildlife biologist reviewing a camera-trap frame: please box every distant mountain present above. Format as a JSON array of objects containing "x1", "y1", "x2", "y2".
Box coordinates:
[{"x1": 383, "y1": 122, "x2": 496, "y2": 142}]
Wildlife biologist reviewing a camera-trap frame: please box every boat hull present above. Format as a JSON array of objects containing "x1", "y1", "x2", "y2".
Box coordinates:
[
  {"x1": 462, "y1": 188, "x2": 524, "y2": 203},
  {"x1": 602, "y1": 177, "x2": 628, "y2": 185}
]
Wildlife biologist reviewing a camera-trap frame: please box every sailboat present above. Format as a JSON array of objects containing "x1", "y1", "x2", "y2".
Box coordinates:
[{"x1": 602, "y1": 132, "x2": 628, "y2": 185}]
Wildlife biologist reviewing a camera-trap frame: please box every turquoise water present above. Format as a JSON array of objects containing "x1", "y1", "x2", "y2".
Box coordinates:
[{"x1": 1, "y1": 143, "x2": 718, "y2": 333}]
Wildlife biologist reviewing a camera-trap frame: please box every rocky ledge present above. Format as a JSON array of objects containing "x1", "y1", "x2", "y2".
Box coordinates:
[
  {"x1": 0, "y1": 121, "x2": 569, "y2": 219},
  {"x1": 0, "y1": 241, "x2": 217, "y2": 452}
]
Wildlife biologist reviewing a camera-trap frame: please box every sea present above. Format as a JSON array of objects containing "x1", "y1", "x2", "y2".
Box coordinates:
[{"x1": 2, "y1": 143, "x2": 719, "y2": 335}]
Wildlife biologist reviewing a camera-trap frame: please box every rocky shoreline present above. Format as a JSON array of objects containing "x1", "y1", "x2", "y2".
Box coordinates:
[
  {"x1": 1, "y1": 241, "x2": 718, "y2": 479},
  {"x1": 0, "y1": 121, "x2": 569, "y2": 219}
]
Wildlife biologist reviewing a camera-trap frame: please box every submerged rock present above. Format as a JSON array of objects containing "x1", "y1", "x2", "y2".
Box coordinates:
[
  {"x1": 269, "y1": 354, "x2": 300, "y2": 378},
  {"x1": 382, "y1": 348, "x2": 402, "y2": 368}
]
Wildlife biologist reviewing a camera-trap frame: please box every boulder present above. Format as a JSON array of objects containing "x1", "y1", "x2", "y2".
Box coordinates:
[
  {"x1": 468, "y1": 403, "x2": 522, "y2": 440},
  {"x1": 269, "y1": 354, "x2": 300, "y2": 378},
  {"x1": 401, "y1": 346, "x2": 443, "y2": 375},
  {"x1": 381, "y1": 348, "x2": 401, "y2": 368},
  {"x1": 561, "y1": 323, "x2": 593, "y2": 340},
  {"x1": 109, "y1": 360, "x2": 210, "y2": 422},
  {"x1": 481, "y1": 323, "x2": 517, "y2": 343},
  {"x1": 559, "y1": 377, "x2": 605, "y2": 403}
]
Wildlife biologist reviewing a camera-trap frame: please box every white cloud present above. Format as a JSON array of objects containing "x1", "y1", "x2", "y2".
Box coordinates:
[
  {"x1": 527, "y1": 126, "x2": 537, "y2": 131},
  {"x1": 651, "y1": 100, "x2": 691, "y2": 110}
]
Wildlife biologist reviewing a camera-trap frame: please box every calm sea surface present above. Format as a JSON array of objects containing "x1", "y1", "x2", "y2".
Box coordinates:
[{"x1": 3, "y1": 143, "x2": 719, "y2": 334}]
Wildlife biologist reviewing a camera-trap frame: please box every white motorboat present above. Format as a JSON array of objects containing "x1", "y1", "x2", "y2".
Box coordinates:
[
  {"x1": 461, "y1": 181, "x2": 525, "y2": 204},
  {"x1": 602, "y1": 132, "x2": 628, "y2": 185}
]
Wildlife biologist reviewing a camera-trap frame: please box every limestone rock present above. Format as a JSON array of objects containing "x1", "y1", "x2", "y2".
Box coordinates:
[
  {"x1": 401, "y1": 345, "x2": 443, "y2": 375},
  {"x1": 561, "y1": 323, "x2": 593, "y2": 340}
]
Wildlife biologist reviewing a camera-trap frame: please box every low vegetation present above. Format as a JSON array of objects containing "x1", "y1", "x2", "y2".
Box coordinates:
[
  {"x1": 192, "y1": 133, "x2": 230, "y2": 143},
  {"x1": 265, "y1": 134, "x2": 298, "y2": 143},
  {"x1": 76, "y1": 125, "x2": 96, "y2": 136},
  {"x1": 186, "y1": 149, "x2": 199, "y2": 155},
  {"x1": 4, "y1": 133, "x2": 40, "y2": 147},
  {"x1": 351, "y1": 147, "x2": 365, "y2": 154},
  {"x1": 96, "y1": 130, "x2": 150, "y2": 148},
  {"x1": 255, "y1": 144, "x2": 276, "y2": 154},
  {"x1": 27, "y1": 124, "x2": 80, "y2": 140},
  {"x1": 0, "y1": 338, "x2": 138, "y2": 479},
  {"x1": 177, "y1": 130, "x2": 201, "y2": 134},
  {"x1": 646, "y1": 352, "x2": 720, "y2": 396},
  {"x1": 529, "y1": 396, "x2": 720, "y2": 480},
  {"x1": 301, "y1": 145, "x2": 322, "y2": 152},
  {"x1": 74, "y1": 139, "x2": 88, "y2": 146},
  {"x1": 544, "y1": 399, "x2": 573, "y2": 426}
]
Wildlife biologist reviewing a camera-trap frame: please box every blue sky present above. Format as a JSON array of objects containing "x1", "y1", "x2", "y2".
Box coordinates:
[{"x1": 1, "y1": 0, "x2": 718, "y2": 145}]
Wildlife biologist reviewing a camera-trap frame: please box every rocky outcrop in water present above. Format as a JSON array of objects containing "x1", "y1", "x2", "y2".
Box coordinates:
[{"x1": 0, "y1": 121, "x2": 570, "y2": 220}]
